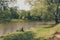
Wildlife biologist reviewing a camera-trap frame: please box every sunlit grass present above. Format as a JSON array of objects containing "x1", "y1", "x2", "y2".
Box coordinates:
[
  {"x1": 30, "y1": 27, "x2": 54, "y2": 38},
  {"x1": 30, "y1": 24, "x2": 60, "y2": 39}
]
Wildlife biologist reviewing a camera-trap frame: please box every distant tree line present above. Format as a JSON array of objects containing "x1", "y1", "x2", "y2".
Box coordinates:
[
  {"x1": 0, "y1": 0, "x2": 60, "y2": 24},
  {"x1": 25, "y1": 0, "x2": 60, "y2": 24},
  {"x1": 0, "y1": 0, "x2": 19, "y2": 23}
]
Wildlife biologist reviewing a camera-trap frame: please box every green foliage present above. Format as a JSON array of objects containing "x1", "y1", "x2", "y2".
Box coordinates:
[
  {"x1": 18, "y1": 10, "x2": 32, "y2": 20},
  {"x1": 3, "y1": 31, "x2": 35, "y2": 40},
  {"x1": 22, "y1": 0, "x2": 52, "y2": 21},
  {"x1": 10, "y1": 8, "x2": 19, "y2": 19},
  {"x1": 25, "y1": 0, "x2": 60, "y2": 23},
  {"x1": 0, "y1": 10, "x2": 11, "y2": 23},
  {"x1": 0, "y1": 0, "x2": 19, "y2": 23},
  {"x1": 1, "y1": 0, "x2": 60, "y2": 22},
  {"x1": 0, "y1": 7, "x2": 19, "y2": 23}
]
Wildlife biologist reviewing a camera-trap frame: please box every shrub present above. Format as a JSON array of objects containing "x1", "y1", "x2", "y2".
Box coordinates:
[
  {"x1": 3, "y1": 31, "x2": 35, "y2": 40},
  {"x1": 0, "y1": 10, "x2": 11, "y2": 23}
]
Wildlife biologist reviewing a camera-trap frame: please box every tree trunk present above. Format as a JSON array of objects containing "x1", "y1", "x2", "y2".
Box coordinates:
[{"x1": 55, "y1": 4, "x2": 59, "y2": 24}]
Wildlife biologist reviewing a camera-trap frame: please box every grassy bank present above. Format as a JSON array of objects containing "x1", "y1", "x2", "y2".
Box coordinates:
[
  {"x1": 0, "y1": 24, "x2": 60, "y2": 40},
  {"x1": 28, "y1": 24, "x2": 60, "y2": 39}
]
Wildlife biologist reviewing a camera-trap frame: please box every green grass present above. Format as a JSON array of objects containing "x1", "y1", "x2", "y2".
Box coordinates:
[
  {"x1": 31, "y1": 27, "x2": 54, "y2": 38},
  {"x1": 0, "y1": 24, "x2": 60, "y2": 40},
  {"x1": 29, "y1": 24, "x2": 60, "y2": 39}
]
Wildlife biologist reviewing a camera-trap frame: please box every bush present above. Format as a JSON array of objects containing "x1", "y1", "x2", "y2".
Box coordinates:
[
  {"x1": 0, "y1": 10, "x2": 11, "y2": 23},
  {"x1": 10, "y1": 8, "x2": 19, "y2": 19},
  {"x1": 3, "y1": 31, "x2": 35, "y2": 40}
]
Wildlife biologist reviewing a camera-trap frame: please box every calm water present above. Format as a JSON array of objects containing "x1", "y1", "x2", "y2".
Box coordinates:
[{"x1": 0, "y1": 21, "x2": 55, "y2": 36}]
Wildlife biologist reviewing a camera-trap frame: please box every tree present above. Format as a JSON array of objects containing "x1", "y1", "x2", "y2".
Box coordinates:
[
  {"x1": 0, "y1": 0, "x2": 18, "y2": 23},
  {"x1": 18, "y1": 10, "x2": 32, "y2": 20},
  {"x1": 26, "y1": 0, "x2": 52, "y2": 21},
  {"x1": 0, "y1": 10, "x2": 11, "y2": 23},
  {"x1": 26, "y1": 0, "x2": 60, "y2": 23},
  {"x1": 10, "y1": 7, "x2": 19, "y2": 19},
  {"x1": 48, "y1": 0, "x2": 60, "y2": 24},
  {"x1": 0, "y1": 0, "x2": 17, "y2": 10}
]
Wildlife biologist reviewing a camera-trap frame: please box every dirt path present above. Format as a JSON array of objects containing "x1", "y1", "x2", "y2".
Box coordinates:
[{"x1": 53, "y1": 27, "x2": 60, "y2": 40}]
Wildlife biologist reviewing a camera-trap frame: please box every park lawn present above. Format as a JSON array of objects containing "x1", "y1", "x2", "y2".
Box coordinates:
[{"x1": 29, "y1": 24, "x2": 60, "y2": 39}]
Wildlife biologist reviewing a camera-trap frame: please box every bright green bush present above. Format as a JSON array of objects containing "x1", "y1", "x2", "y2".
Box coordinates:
[{"x1": 3, "y1": 31, "x2": 35, "y2": 40}]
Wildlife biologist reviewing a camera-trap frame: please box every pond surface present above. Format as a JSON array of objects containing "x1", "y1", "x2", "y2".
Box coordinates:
[{"x1": 0, "y1": 21, "x2": 55, "y2": 36}]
